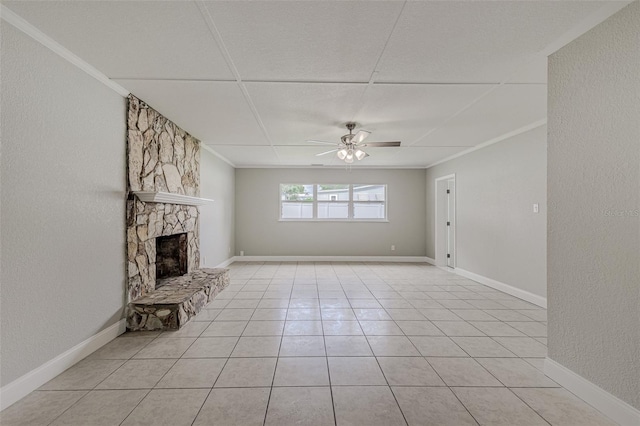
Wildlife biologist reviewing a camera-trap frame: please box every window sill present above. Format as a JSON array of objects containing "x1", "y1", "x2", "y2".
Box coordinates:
[{"x1": 279, "y1": 219, "x2": 389, "y2": 223}]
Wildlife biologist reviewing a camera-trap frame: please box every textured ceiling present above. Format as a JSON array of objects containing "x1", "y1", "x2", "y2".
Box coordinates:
[{"x1": 3, "y1": 0, "x2": 630, "y2": 168}]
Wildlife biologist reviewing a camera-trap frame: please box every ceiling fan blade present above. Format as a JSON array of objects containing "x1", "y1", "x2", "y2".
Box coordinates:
[
  {"x1": 360, "y1": 141, "x2": 401, "y2": 147},
  {"x1": 306, "y1": 139, "x2": 336, "y2": 145},
  {"x1": 316, "y1": 149, "x2": 338, "y2": 156},
  {"x1": 351, "y1": 130, "x2": 371, "y2": 144}
]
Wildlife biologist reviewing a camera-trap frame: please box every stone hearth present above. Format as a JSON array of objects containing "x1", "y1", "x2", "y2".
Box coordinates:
[{"x1": 128, "y1": 268, "x2": 229, "y2": 331}]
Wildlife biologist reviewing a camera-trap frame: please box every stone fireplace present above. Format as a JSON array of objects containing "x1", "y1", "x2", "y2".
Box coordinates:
[
  {"x1": 125, "y1": 95, "x2": 229, "y2": 331},
  {"x1": 125, "y1": 95, "x2": 200, "y2": 302},
  {"x1": 156, "y1": 233, "x2": 188, "y2": 281}
]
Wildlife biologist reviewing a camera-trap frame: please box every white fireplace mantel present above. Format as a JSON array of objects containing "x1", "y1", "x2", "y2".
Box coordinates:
[{"x1": 133, "y1": 191, "x2": 213, "y2": 206}]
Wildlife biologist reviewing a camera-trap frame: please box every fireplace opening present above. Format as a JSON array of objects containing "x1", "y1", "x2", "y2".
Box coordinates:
[{"x1": 156, "y1": 233, "x2": 188, "y2": 281}]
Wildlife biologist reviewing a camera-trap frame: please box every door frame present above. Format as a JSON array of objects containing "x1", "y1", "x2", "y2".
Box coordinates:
[{"x1": 435, "y1": 173, "x2": 456, "y2": 268}]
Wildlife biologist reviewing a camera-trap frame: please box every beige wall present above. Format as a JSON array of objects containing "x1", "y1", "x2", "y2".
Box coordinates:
[
  {"x1": 547, "y1": 0, "x2": 640, "y2": 409},
  {"x1": 235, "y1": 168, "x2": 426, "y2": 256},
  {"x1": 1, "y1": 24, "x2": 126, "y2": 385},
  {"x1": 200, "y1": 150, "x2": 235, "y2": 266},
  {"x1": 426, "y1": 125, "x2": 547, "y2": 299}
]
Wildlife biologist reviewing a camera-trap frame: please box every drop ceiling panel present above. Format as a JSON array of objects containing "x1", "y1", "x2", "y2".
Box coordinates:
[
  {"x1": 203, "y1": 1, "x2": 403, "y2": 82},
  {"x1": 362, "y1": 147, "x2": 469, "y2": 167},
  {"x1": 273, "y1": 146, "x2": 341, "y2": 166},
  {"x1": 115, "y1": 80, "x2": 269, "y2": 146},
  {"x1": 3, "y1": 1, "x2": 234, "y2": 80},
  {"x1": 244, "y1": 82, "x2": 367, "y2": 145},
  {"x1": 377, "y1": 1, "x2": 610, "y2": 83},
  {"x1": 206, "y1": 146, "x2": 279, "y2": 167},
  {"x1": 415, "y1": 84, "x2": 547, "y2": 148},
  {"x1": 353, "y1": 84, "x2": 495, "y2": 145}
]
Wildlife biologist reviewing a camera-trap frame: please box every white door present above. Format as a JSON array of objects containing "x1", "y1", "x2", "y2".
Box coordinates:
[{"x1": 446, "y1": 179, "x2": 455, "y2": 268}]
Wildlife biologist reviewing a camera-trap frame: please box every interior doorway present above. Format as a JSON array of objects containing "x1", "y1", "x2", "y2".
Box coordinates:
[{"x1": 435, "y1": 174, "x2": 456, "y2": 268}]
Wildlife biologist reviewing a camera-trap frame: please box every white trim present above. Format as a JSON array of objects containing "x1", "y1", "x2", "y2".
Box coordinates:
[
  {"x1": 133, "y1": 191, "x2": 213, "y2": 206},
  {"x1": 455, "y1": 267, "x2": 547, "y2": 308},
  {"x1": 0, "y1": 319, "x2": 126, "y2": 411},
  {"x1": 434, "y1": 174, "x2": 456, "y2": 181},
  {"x1": 229, "y1": 256, "x2": 431, "y2": 263},
  {"x1": 434, "y1": 174, "x2": 456, "y2": 268},
  {"x1": 0, "y1": 5, "x2": 130, "y2": 97},
  {"x1": 424, "y1": 256, "x2": 436, "y2": 265},
  {"x1": 200, "y1": 144, "x2": 236, "y2": 168},
  {"x1": 213, "y1": 257, "x2": 236, "y2": 268},
  {"x1": 425, "y1": 119, "x2": 547, "y2": 169},
  {"x1": 278, "y1": 219, "x2": 389, "y2": 223},
  {"x1": 233, "y1": 165, "x2": 427, "y2": 170},
  {"x1": 544, "y1": 358, "x2": 640, "y2": 426}
]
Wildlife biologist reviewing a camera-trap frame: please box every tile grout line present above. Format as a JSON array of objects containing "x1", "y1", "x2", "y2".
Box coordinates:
[
  {"x1": 186, "y1": 274, "x2": 253, "y2": 425},
  {"x1": 192, "y1": 265, "x2": 258, "y2": 425},
  {"x1": 261, "y1": 262, "x2": 297, "y2": 426},
  {"x1": 47, "y1": 329, "x2": 167, "y2": 426},
  {"x1": 370, "y1": 262, "x2": 482, "y2": 425},
  {"x1": 319, "y1": 263, "x2": 338, "y2": 426},
  {"x1": 348, "y1": 263, "x2": 409, "y2": 425}
]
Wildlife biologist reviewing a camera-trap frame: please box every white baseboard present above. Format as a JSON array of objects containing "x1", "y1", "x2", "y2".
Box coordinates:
[
  {"x1": 424, "y1": 256, "x2": 436, "y2": 265},
  {"x1": 229, "y1": 255, "x2": 432, "y2": 263},
  {"x1": 213, "y1": 257, "x2": 236, "y2": 268},
  {"x1": 545, "y1": 358, "x2": 640, "y2": 426},
  {"x1": 454, "y1": 268, "x2": 547, "y2": 308},
  {"x1": 0, "y1": 319, "x2": 126, "y2": 411}
]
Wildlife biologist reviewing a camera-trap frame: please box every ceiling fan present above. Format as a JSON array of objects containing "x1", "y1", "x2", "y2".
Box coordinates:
[{"x1": 308, "y1": 122, "x2": 401, "y2": 164}]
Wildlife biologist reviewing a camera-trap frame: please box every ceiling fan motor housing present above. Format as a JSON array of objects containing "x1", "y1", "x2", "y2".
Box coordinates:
[{"x1": 341, "y1": 134, "x2": 354, "y2": 145}]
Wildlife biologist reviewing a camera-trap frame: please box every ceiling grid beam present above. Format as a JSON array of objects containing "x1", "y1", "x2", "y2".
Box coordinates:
[
  {"x1": 195, "y1": 0, "x2": 281, "y2": 163},
  {"x1": 349, "y1": 1, "x2": 408, "y2": 124}
]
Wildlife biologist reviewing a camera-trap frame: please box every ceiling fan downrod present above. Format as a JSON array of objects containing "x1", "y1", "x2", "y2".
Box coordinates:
[{"x1": 341, "y1": 122, "x2": 357, "y2": 145}]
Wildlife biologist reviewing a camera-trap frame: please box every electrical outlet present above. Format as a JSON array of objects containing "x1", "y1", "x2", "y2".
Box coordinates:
[
  {"x1": 391, "y1": 245, "x2": 396, "y2": 251},
  {"x1": 228, "y1": 246, "x2": 231, "y2": 254},
  {"x1": 240, "y1": 250, "x2": 245, "y2": 256},
  {"x1": 202, "y1": 256, "x2": 206, "y2": 265},
  {"x1": 533, "y1": 203, "x2": 539, "y2": 213}
]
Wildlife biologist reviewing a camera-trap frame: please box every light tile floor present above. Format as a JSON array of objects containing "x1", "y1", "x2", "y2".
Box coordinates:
[{"x1": 1, "y1": 262, "x2": 618, "y2": 426}]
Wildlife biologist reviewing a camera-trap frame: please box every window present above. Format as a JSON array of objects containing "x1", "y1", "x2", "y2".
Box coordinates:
[
  {"x1": 280, "y1": 184, "x2": 314, "y2": 219},
  {"x1": 280, "y1": 184, "x2": 387, "y2": 221}
]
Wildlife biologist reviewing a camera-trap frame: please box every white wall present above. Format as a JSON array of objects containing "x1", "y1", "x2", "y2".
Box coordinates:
[
  {"x1": 235, "y1": 168, "x2": 426, "y2": 257},
  {"x1": 426, "y1": 126, "x2": 547, "y2": 299},
  {"x1": 0, "y1": 24, "x2": 126, "y2": 386},
  {"x1": 199, "y1": 149, "x2": 235, "y2": 267},
  {"x1": 547, "y1": 0, "x2": 639, "y2": 410}
]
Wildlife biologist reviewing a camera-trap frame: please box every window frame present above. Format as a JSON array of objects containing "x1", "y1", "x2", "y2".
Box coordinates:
[{"x1": 279, "y1": 183, "x2": 388, "y2": 222}]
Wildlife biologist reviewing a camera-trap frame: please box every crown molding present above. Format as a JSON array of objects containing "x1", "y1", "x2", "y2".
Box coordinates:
[
  {"x1": 1, "y1": 5, "x2": 130, "y2": 97},
  {"x1": 200, "y1": 144, "x2": 236, "y2": 168},
  {"x1": 425, "y1": 119, "x2": 547, "y2": 169}
]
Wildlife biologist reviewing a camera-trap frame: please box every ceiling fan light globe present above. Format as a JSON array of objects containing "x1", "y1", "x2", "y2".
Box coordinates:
[
  {"x1": 344, "y1": 156, "x2": 354, "y2": 164},
  {"x1": 355, "y1": 149, "x2": 366, "y2": 161},
  {"x1": 337, "y1": 149, "x2": 348, "y2": 160}
]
